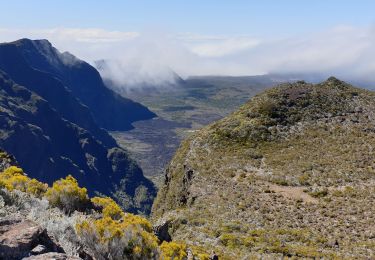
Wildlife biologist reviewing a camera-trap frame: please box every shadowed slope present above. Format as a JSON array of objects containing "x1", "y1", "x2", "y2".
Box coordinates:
[
  {"x1": 0, "y1": 39, "x2": 156, "y2": 131},
  {"x1": 0, "y1": 71, "x2": 155, "y2": 214}
]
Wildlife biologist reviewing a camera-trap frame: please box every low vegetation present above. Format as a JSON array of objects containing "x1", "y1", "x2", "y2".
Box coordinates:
[
  {"x1": 0, "y1": 158, "x2": 208, "y2": 259},
  {"x1": 0, "y1": 166, "x2": 47, "y2": 198},
  {"x1": 45, "y1": 175, "x2": 90, "y2": 214},
  {"x1": 76, "y1": 215, "x2": 159, "y2": 259},
  {"x1": 153, "y1": 78, "x2": 375, "y2": 259},
  {"x1": 159, "y1": 241, "x2": 187, "y2": 260}
]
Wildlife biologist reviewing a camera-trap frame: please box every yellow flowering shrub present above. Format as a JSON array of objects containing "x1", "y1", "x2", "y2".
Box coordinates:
[
  {"x1": 76, "y1": 212, "x2": 159, "y2": 259},
  {"x1": 190, "y1": 246, "x2": 210, "y2": 260},
  {"x1": 45, "y1": 175, "x2": 89, "y2": 213},
  {"x1": 26, "y1": 178, "x2": 48, "y2": 197},
  {"x1": 160, "y1": 241, "x2": 187, "y2": 260},
  {"x1": 78, "y1": 217, "x2": 123, "y2": 241},
  {"x1": 0, "y1": 166, "x2": 47, "y2": 197},
  {"x1": 0, "y1": 167, "x2": 209, "y2": 258},
  {"x1": 0, "y1": 166, "x2": 28, "y2": 191},
  {"x1": 197, "y1": 253, "x2": 210, "y2": 260},
  {"x1": 91, "y1": 196, "x2": 124, "y2": 220},
  {"x1": 122, "y1": 212, "x2": 153, "y2": 232}
]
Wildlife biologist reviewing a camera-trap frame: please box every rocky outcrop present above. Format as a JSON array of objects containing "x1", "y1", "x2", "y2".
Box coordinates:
[
  {"x1": 0, "y1": 149, "x2": 17, "y2": 172},
  {"x1": 23, "y1": 252, "x2": 81, "y2": 260},
  {"x1": 153, "y1": 220, "x2": 172, "y2": 242},
  {"x1": 0, "y1": 217, "x2": 63, "y2": 259},
  {"x1": 30, "y1": 245, "x2": 48, "y2": 255}
]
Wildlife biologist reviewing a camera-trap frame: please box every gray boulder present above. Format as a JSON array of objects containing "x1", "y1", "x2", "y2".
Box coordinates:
[
  {"x1": 0, "y1": 217, "x2": 63, "y2": 259},
  {"x1": 23, "y1": 252, "x2": 81, "y2": 260}
]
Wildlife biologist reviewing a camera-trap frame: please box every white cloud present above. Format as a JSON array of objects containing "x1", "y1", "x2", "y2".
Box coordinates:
[
  {"x1": 0, "y1": 27, "x2": 139, "y2": 43},
  {"x1": 253, "y1": 25, "x2": 375, "y2": 78},
  {"x1": 45, "y1": 28, "x2": 139, "y2": 43},
  {"x1": 1, "y1": 25, "x2": 375, "y2": 85},
  {"x1": 177, "y1": 33, "x2": 260, "y2": 57}
]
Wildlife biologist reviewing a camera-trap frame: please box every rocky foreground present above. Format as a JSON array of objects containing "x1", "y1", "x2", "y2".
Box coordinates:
[
  {"x1": 0, "y1": 216, "x2": 77, "y2": 259},
  {"x1": 0, "y1": 150, "x2": 208, "y2": 260}
]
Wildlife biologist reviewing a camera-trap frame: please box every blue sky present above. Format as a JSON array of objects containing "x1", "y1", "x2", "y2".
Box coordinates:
[
  {"x1": 0, "y1": 1, "x2": 374, "y2": 80},
  {"x1": 1, "y1": 1, "x2": 374, "y2": 36}
]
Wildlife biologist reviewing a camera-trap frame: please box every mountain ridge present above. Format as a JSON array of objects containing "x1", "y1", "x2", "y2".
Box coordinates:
[
  {"x1": 0, "y1": 39, "x2": 116, "y2": 147},
  {"x1": 152, "y1": 77, "x2": 375, "y2": 258},
  {"x1": 0, "y1": 39, "x2": 157, "y2": 214},
  {"x1": 0, "y1": 38, "x2": 156, "y2": 131}
]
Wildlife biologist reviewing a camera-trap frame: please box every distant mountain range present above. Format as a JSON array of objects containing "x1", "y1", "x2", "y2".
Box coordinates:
[{"x1": 0, "y1": 39, "x2": 156, "y2": 214}]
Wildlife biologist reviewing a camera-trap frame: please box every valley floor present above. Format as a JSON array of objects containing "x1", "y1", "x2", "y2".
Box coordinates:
[
  {"x1": 110, "y1": 76, "x2": 281, "y2": 185},
  {"x1": 111, "y1": 117, "x2": 190, "y2": 186}
]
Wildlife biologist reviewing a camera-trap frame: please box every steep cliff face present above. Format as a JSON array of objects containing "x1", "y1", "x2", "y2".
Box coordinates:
[
  {"x1": 0, "y1": 39, "x2": 156, "y2": 131},
  {"x1": 152, "y1": 78, "x2": 375, "y2": 258},
  {"x1": 0, "y1": 70, "x2": 155, "y2": 214},
  {"x1": 0, "y1": 40, "x2": 115, "y2": 147}
]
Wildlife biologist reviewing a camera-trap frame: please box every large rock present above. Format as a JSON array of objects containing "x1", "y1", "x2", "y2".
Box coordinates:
[
  {"x1": 153, "y1": 220, "x2": 172, "y2": 242},
  {"x1": 23, "y1": 252, "x2": 81, "y2": 260},
  {"x1": 30, "y1": 245, "x2": 48, "y2": 255},
  {"x1": 0, "y1": 217, "x2": 63, "y2": 259}
]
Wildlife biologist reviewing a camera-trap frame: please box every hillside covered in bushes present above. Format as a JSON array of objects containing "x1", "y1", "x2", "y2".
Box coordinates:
[{"x1": 152, "y1": 78, "x2": 375, "y2": 259}]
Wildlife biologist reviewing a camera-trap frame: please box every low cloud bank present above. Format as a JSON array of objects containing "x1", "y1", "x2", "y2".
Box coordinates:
[{"x1": 1, "y1": 25, "x2": 375, "y2": 86}]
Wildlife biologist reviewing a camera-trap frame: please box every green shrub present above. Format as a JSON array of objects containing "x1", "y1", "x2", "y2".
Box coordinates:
[{"x1": 309, "y1": 188, "x2": 328, "y2": 198}]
